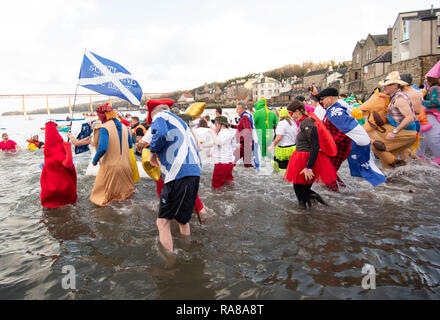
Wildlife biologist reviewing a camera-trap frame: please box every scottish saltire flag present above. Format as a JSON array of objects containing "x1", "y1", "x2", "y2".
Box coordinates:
[
  {"x1": 326, "y1": 102, "x2": 386, "y2": 187},
  {"x1": 78, "y1": 50, "x2": 143, "y2": 105},
  {"x1": 149, "y1": 111, "x2": 201, "y2": 184},
  {"x1": 241, "y1": 111, "x2": 262, "y2": 173}
]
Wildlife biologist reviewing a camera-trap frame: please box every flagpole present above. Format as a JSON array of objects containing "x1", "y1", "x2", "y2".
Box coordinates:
[{"x1": 68, "y1": 48, "x2": 86, "y2": 141}]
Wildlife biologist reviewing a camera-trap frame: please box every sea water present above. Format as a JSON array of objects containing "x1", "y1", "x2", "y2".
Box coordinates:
[{"x1": 0, "y1": 113, "x2": 440, "y2": 299}]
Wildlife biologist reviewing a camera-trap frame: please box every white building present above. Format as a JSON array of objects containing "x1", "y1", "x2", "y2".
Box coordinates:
[
  {"x1": 177, "y1": 93, "x2": 195, "y2": 104},
  {"x1": 252, "y1": 75, "x2": 281, "y2": 101}
]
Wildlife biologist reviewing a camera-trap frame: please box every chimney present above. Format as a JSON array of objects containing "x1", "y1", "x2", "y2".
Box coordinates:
[
  {"x1": 431, "y1": 4, "x2": 434, "y2": 15},
  {"x1": 387, "y1": 26, "x2": 392, "y2": 45}
]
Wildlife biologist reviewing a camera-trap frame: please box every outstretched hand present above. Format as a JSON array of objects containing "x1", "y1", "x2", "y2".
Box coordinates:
[{"x1": 300, "y1": 168, "x2": 314, "y2": 181}]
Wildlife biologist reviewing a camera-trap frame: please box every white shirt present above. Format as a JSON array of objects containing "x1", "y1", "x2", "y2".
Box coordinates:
[
  {"x1": 141, "y1": 127, "x2": 153, "y2": 144},
  {"x1": 212, "y1": 129, "x2": 235, "y2": 163},
  {"x1": 275, "y1": 119, "x2": 297, "y2": 147},
  {"x1": 313, "y1": 105, "x2": 326, "y2": 121}
]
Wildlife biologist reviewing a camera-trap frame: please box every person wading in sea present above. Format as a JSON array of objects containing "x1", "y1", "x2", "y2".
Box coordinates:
[
  {"x1": 284, "y1": 102, "x2": 336, "y2": 208},
  {"x1": 90, "y1": 103, "x2": 135, "y2": 207},
  {"x1": 142, "y1": 99, "x2": 202, "y2": 254},
  {"x1": 1, "y1": 133, "x2": 20, "y2": 152}
]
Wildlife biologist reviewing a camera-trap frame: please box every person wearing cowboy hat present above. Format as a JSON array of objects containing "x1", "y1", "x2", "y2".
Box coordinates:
[
  {"x1": 136, "y1": 99, "x2": 201, "y2": 254},
  {"x1": 209, "y1": 116, "x2": 236, "y2": 189},
  {"x1": 89, "y1": 103, "x2": 135, "y2": 206},
  {"x1": 369, "y1": 71, "x2": 418, "y2": 168}
]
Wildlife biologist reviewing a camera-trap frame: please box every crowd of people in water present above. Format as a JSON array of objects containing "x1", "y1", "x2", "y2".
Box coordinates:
[{"x1": 1, "y1": 69, "x2": 440, "y2": 254}]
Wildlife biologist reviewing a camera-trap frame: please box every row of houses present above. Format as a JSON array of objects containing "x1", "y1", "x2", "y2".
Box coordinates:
[{"x1": 176, "y1": 6, "x2": 440, "y2": 107}]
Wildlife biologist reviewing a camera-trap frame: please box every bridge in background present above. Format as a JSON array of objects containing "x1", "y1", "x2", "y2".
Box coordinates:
[{"x1": 0, "y1": 93, "x2": 166, "y2": 115}]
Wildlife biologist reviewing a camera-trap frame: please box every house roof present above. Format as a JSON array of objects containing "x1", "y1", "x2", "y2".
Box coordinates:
[
  {"x1": 256, "y1": 76, "x2": 279, "y2": 83},
  {"x1": 279, "y1": 88, "x2": 308, "y2": 96},
  {"x1": 401, "y1": 8, "x2": 440, "y2": 20},
  {"x1": 183, "y1": 93, "x2": 193, "y2": 98},
  {"x1": 231, "y1": 96, "x2": 248, "y2": 100},
  {"x1": 364, "y1": 51, "x2": 392, "y2": 67},
  {"x1": 393, "y1": 8, "x2": 440, "y2": 26},
  {"x1": 370, "y1": 34, "x2": 389, "y2": 46},
  {"x1": 304, "y1": 68, "x2": 328, "y2": 77},
  {"x1": 328, "y1": 80, "x2": 341, "y2": 87}
]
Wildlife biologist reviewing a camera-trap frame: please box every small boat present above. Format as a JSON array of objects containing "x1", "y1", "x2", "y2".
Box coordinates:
[{"x1": 83, "y1": 113, "x2": 96, "y2": 117}]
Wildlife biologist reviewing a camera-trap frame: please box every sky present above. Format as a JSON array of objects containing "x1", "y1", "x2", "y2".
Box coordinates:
[{"x1": 0, "y1": 0, "x2": 437, "y2": 112}]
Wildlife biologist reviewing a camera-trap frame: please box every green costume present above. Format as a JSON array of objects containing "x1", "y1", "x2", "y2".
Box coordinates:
[
  {"x1": 253, "y1": 98, "x2": 278, "y2": 158},
  {"x1": 345, "y1": 94, "x2": 365, "y2": 126}
]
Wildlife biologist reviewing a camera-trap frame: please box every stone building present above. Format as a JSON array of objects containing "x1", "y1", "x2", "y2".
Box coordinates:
[
  {"x1": 269, "y1": 88, "x2": 309, "y2": 106},
  {"x1": 302, "y1": 68, "x2": 327, "y2": 89},
  {"x1": 195, "y1": 83, "x2": 221, "y2": 101},
  {"x1": 223, "y1": 79, "x2": 253, "y2": 101},
  {"x1": 348, "y1": 31, "x2": 392, "y2": 94},
  {"x1": 392, "y1": 7, "x2": 440, "y2": 63},
  {"x1": 252, "y1": 75, "x2": 281, "y2": 101},
  {"x1": 323, "y1": 67, "x2": 348, "y2": 89}
]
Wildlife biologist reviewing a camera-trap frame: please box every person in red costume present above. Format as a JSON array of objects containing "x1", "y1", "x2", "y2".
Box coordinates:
[{"x1": 40, "y1": 120, "x2": 77, "y2": 208}]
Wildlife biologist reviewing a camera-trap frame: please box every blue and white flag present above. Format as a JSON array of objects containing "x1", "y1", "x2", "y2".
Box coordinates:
[
  {"x1": 326, "y1": 102, "x2": 386, "y2": 187},
  {"x1": 78, "y1": 50, "x2": 143, "y2": 105}
]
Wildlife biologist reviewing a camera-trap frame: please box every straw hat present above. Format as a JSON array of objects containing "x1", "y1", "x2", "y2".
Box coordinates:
[{"x1": 378, "y1": 71, "x2": 408, "y2": 87}]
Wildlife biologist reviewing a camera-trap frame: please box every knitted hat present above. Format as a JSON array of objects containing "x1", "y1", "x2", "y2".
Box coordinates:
[
  {"x1": 146, "y1": 99, "x2": 175, "y2": 125},
  {"x1": 96, "y1": 102, "x2": 112, "y2": 113}
]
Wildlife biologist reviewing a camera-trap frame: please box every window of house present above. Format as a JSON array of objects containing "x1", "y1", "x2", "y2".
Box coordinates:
[
  {"x1": 356, "y1": 53, "x2": 360, "y2": 64},
  {"x1": 364, "y1": 66, "x2": 368, "y2": 74},
  {"x1": 366, "y1": 48, "x2": 371, "y2": 60},
  {"x1": 261, "y1": 90, "x2": 264, "y2": 95},
  {"x1": 268, "y1": 90, "x2": 272, "y2": 95},
  {"x1": 355, "y1": 72, "x2": 359, "y2": 80},
  {"x1": 438, "y1": 36, "x2": 440, "y2": 47},
  {"x1": 402, "y1": 20, "x2": 409, "y2": 41}
]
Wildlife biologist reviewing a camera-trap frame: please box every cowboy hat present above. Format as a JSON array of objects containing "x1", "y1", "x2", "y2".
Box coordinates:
[{"x1": 378, "y1": 71, "x2": 408, "y2": 87}]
